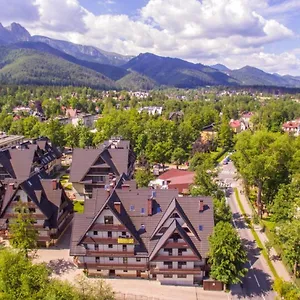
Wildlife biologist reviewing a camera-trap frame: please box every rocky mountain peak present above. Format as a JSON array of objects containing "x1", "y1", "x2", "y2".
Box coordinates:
[{"x1": 5, "y1": 22, "x2": 31, "y2": 41}]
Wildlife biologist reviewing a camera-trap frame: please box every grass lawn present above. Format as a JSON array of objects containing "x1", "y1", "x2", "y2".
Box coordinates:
[{"x1": 73, "y1": 200, "x2": 84, "y2": 214}]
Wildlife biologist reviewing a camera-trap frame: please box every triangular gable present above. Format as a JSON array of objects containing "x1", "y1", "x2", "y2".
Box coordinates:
[
  {"x1": 0, "y1": 182, "x2": 20, "y2": 216},
  {"x1": 77, "y1": 188, "x2": 139, "y2": 246},
  {"x1": 0, "y1": 151, "x2": 16, "y2": 179},
  {"x1": 150, "y1": 198, "x2": 200, "y2": 241},
  {"x1": 149, "y1": 220, "x2": 201, "y2": 261}
]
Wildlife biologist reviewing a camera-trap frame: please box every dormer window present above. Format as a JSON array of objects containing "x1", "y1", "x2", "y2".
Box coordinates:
[{"x1": 171, "y1": 212, "x2": 180, "y2": 218}]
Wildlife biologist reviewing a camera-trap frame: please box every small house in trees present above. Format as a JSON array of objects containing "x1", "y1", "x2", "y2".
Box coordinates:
[
  {"x1": 70, "y1": 176, "x2": 213, "y2": 285},
  {"x1": 0, "y1": 172, "x2": 73, "y2": 246},
  {"x1": 70, "y1": 137, "x2": 136, "y2": 199},
  {"x1": 282, "y1": 119, "x2": 300, "y2": 136}
]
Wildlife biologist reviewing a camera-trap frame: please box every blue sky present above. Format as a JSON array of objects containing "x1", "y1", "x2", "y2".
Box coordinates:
[{"x1": 1, "y1": 0, "x2": 300, "y2": 75}]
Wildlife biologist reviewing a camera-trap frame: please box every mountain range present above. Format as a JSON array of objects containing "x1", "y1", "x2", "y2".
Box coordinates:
[{"x1": 0, "y1": 22, "x2": 300, "y2": 90}]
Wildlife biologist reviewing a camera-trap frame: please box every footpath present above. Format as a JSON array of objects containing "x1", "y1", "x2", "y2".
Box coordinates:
[{"x1": 235, "y1": 179, "x2": 291, "y2": 282}]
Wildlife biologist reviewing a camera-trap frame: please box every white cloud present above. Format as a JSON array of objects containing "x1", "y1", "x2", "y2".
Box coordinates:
[{"x1": 0, "y1": 0, "x2": 299, "y2": 74}]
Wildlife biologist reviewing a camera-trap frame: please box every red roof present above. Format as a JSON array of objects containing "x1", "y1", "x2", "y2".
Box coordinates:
[
  {"x1": 229, "y1": 120, "x2": 241, "y2": 128},
  {"x1": 158, "y1": 169, "x2": 195, "y2": 193}
]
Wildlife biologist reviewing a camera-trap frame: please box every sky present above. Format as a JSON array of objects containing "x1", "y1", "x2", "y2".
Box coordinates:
[{"x1": 1, "y1": 0, "x2": 300, "y2": 75}]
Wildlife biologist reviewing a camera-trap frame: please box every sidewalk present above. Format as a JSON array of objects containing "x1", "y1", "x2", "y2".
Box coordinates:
[{"x1": 236, "y1": 180, "x2": 292, "y2": 282}]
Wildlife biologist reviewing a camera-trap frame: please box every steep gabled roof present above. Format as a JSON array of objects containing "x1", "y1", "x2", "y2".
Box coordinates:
[
  {"x1": 151, "y1": 197, "x2": 200, "y2": 240},
  {"x1": 149, "y1": 220, "x2": 201, "y2": 261}
]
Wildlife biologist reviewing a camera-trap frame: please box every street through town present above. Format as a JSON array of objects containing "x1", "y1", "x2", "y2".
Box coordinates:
[{"x1": 218, "y1": 162, "x2": 276, "y2": 300}]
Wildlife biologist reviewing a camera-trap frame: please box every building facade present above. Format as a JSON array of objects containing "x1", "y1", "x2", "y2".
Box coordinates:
[
  {"x1": 70, "y1": 138, "x2": 136, "y2": 199},
  {"x1": 0, "y1": 173, "x2": 73, "y2": 246},
  {"x1": 70, "y1": 178, "x2": 213, "y2": 285}
]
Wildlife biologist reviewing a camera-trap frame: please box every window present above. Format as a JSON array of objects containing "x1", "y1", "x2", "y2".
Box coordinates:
[
  {"x1": 123, "y1": 270, "x2": 128, "y2": 273},
  {"x1": 183, "y1": 227, "x2": 191, "y2": 233},
  {"x1": 164, "y1": 248, "x2": 172, "y2": 256},
  {"x1": 13, "y1": 196, "x2": 20, "y2": 202},
  {"x1": 122, "y1": 245, "x2": 127, "y2": 251},
  {"x1": 93, "y1": 231, "x2": 98, "y2": 236},
  {"x1": 95, "y1": 257, "x2": 100, "y2": 263},
  {"x1": 178, "y1": 262, "x2": 187, "y2": 269},
  {"x1": 163, "y1": 274, "x2": 172, "y2": 278},
  {"x1": 97, "y1": 269, "x2": 101, "y2": 272},
  {"x1": 178, "y1": 248, "x2": 187, "y2": 256},
  {"x1": 171, "y1": 212, "x2": 180, "y2": 218},
  {"x1": 29, "y1": 208, "x2": 36, "y2": 213},
  {"x1": 108, "y1": 231, "x2": 112, "y2": 238},
  {"x1": 141, "y1": 207, "x2": 145, "y2": 214},
  {"x1": 199, "y1": 225, "x2": 203, "y2": 231},
  {"x1": 104, "y1": 216, "x2": 113, "y2": 224},
  {"x1": 178, "y1": 274, "x2": 187, "y2": 278},
  {"x1": 123, "y1": 257, "x2": 128, "y2": 264},
  {"x1": 28, "y1": 181, "x2": 32, "y2": 186},
  {"x1": 163, "y1": 262, "x2": 172, "y2": 269},
  {"x1": 122, "y1": 231, "x2": 126, "y2": 236},
  {"x1": 129, "y1": 205, "x2": 135, "y2": 211},
  {"x1": 136, "y1": 258, "x2": 141, "y2": 262},
  {"x1": 94, "y1": 244, "x2": 99, "y2": 250},
  {"x1": 108, "y1": 244, "x2": 113, "y2": 249},
  {"x1": 109, "y1": 257, "x2": 114, "y2": 261}
]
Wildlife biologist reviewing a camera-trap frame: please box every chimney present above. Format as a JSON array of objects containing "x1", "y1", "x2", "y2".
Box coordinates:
[
  {"x1": 199, "y1": 200, "x2": 204, "y2": 212},
  {"x1": 114, "y1": 202, "x2": 121, "y2": 214},
  {"x1": 148, "y1": 198, "x2": 153, "y2": 216},
  {"x1": 52, "y1": 179, "x2": 57, "y2": 190},
  {"x1": 8, "y1": 183, "x2": 15, "y2": 191}
]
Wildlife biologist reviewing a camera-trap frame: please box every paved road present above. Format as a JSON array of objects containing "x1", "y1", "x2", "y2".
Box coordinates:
[{"x1": 218, "y1": 162, "x2": 276, "y2": 300}]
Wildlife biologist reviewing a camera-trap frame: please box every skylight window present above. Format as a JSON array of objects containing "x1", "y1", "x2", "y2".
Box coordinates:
[
  {"x1": 141, "y1": 207, "x2": 145, "y2": 214},
  {"x1": 199, "y1": 225, "x2": 203, "y2": 231},
  {"x1": 130, "y1": 205, "x2": 135, "y2": 211}
]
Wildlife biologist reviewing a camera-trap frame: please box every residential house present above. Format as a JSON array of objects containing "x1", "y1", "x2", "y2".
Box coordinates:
[
  {"x1": 0, "y1": 137, "x2": 62, "y2": 180},
  {"x1": 0, "y1": 172, "x2": 73, "y2": 246},
  {"x1": 229, "y1": 120, "x2": 242, "y2": 133},
  {"x1": 282, "y1": 119, "x2": 300, "y2": 136},
  {"x1": 70, "y1": 138, "x2": 136, "y2": 199},
  {"x1": 138, "y1": 107, "x2": 163, "y2": 116},
  {"x1": 149, "y1": 169, "x2": 195, "y2": 194},
  {"x1": 70, "y1": 177, "x2": 214, "y2": 286},
  {"x1": 168, "y1": 111, "x2": 184, "y2": 121},
  {"x1": 200, "y1": 124, "x2": 217, "y2": 141},
  {"x1": 0, "y1": 133, "x2": 25, "y2": 149}
]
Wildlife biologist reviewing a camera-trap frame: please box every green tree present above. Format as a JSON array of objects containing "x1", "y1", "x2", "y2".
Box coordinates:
[
  {"x1": 273, "y1": 278, "x2": 300, "y2": 300},
  {"x1": 208, "y1": 222, "x2": 247, "y2": 287},
  {"x1": 213, "y1": 198, "x2": 232, "y2": 224},
  {"x1": 10, "y1": 204, "x2": 38, "y2": 257},
  {"x1": 276, "y1": 219, "x2": 300, "y2": 276},
  {"x1": 0, "y1": 249, "x2": 49, "y2": 300},
  {"x1": 218, "y1": 115, "x2": 233, "y2": 149},
  {"x1": 171, "y1": 147, "x2": 188, "y2": 169},
  {"x1": 40, "y1": 119, "x2": 65, "y2": 146},
  {"x1": 233, "y1": 131, "x2": 294, "y2": 217},
  {"x1": 135, "y1": 169, "x2": 154, "y2": 188},
  {"x1": 64, "y1": 124, "x2": 79, "y2": 149}
]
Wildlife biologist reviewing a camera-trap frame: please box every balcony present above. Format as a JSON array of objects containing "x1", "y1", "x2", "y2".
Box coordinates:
[
  {"x1": 77, "y1": 262, "x2": 147, "y2": 270},
  {"x1": 86, "y1": 250, "x2": 135, "y2": 257},
  {"x1": 152, "y1": 255, "x2": 199, "y2": 262},
  {"x1": 163, "y1": 242, "x2": 189, "y2": 248},
  {"x1": 4, "y1": 213, "x2": 46, "y2": 219},
  {"x1": 150, "y1": 267, "x2": 202, "y2": 275},
  {"x1": 83, "y1": 237, "x2": 119, "y2": 244},
  {"x1": 91, "y1": 224, "x2": 126, "y2": 231}
]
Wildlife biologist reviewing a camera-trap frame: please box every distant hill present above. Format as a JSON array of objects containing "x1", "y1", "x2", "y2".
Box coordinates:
[
  {"x1": 0, "y1": 22, "x2": 30, "y2": 44},
  {"x1": 31, "y1": 35, "x2": 133, "y2": 66},
  {"x1": 123, "y1": 53, "x2": 239, "y2": 88},
  {"x1": 12, "y1": 41, "x2": 129, "y2": 81},
  {"x1": 117, "y1": 71, "x2": 157, "y2": 90},
  {"x1": 0, "y1": 46, "x2": 117, "y2": 89},
  {"x1": 228, "y1": 66, "x2": 300, "y2": 87},
  {"x1": 210, "y1": 64, "x2": 231, "y2": 72}
]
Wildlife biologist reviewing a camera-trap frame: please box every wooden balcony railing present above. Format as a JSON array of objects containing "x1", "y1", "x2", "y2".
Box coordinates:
[
  {"x1": 77, "y1": 262, "x2": 147, "y2": 270},
  {"x1": 150, "y1": 267, "x2": 202, "y2": 274},
  {"x1": 152, "y1": 255, "x2": 199, "y2": 262},
  {"x1": 91, "y1": 224, "x2": 126, "y2": 231},
  {"x1": 85, "y1": 250, "x2": 135, "y2": 257}
]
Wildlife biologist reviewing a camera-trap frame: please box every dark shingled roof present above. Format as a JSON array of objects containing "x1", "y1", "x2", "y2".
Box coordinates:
[
  {"x1": 70, "y1": 140, "x2": 134, "y2": 183},
  {"x1": 70, "y1": 180, "x2": 214, "y2": 259},
  {"x1": 0, "y1": 172, "x2": 72, "y2": 229}
]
